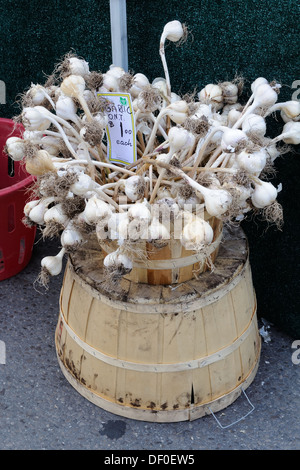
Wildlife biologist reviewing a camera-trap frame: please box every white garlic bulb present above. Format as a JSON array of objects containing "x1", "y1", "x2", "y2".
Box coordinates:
[
  {"x1": 161, "y1": 20, "x2": 184, "y2": 43},
  {"x1": 236, "y1": 149, "x2": 267, "y2": 175},
  {"x1": 221, "y1": 128, "x2": 247, "y2": 153},
  {"x1": 44, "y1": 204, "x2": 69, "y2": 226},
  {"x1": 82, "y1": 195, "x2": 112, "y2": 224},
  {"x1": 123, "y1": 175, "x2": 145, "y2": 201},
  {"x1": 41, "y1": 248, "x2": 65, "y2": 276},
  {"x1": 61, "y1": 223, "x2": 84, "y2": 248},
  {"x1": 251, "y1": 180, "x2": 278, "y2": 208},
  {"x1": 69, "y1": 173, "x2": 95, "y2": 196},
  {"x1": 5, "y1": 137, "x2": 25, "y2": 161},
  {"x1": 180, "y1": 215, "x2": 214, "y2": 251},
  {"x1": 147, "y1": 217, "x2": 170, "y2": 241},
  {"x1": 242, "y1": 113, "x2": 267, "y2": 136},
  {"x1": 103, "y1": 251, "x2": 133, "y2": 272},
  {"x1": 198, "y1": 84, "x2": 223, "y2": 111},
  {"x1": 129, "y1": 73, "x2": 150, "y2": 98},
  {"x1": 127, "y1": 200, "x2": 152, "y2": 222},
  {"x1": 68, "y1": 57, "x2": 89, "y2": 76},
  {"x1": 22, "y1": 106, "x2": 51, "y2": 131}
]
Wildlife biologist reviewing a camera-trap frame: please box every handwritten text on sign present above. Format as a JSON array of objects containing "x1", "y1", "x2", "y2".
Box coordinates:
[{"x1": 97, "y1": 92, "x2": 136, "y2": 165}]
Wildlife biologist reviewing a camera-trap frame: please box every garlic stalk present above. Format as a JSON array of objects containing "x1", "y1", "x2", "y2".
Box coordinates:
[{"x1": 159, "y1": 20, "x2": 185, "y2": 100}]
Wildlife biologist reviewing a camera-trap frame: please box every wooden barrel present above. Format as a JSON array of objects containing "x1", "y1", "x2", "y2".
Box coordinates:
[
  {"x1": 55, "y1": 225, "x2": 261, "y2": 422},
  {"x1": 100, "y1": 213, "x2": 223, "y2": 285}
]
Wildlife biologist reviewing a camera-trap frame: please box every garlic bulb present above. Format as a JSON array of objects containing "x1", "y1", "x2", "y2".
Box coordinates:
[
  {"x1": 148, "y1": 217, "x2": 170, "y2": 241},
  {"x1": 251, "y1": 77, "x2": 269, "y2": 93},
  {"x1": 40, "y1": 136, "x2": 61, "y2": 156},
  {"x1": 180, "y1": 215, "x2": 214, "y2": 250},
  {"x1": 221, "y1": 128, "x2": 247, "y2": 153},
  {"x1": 129, "y1": 73, "x2": 150, "y2": 98},
  {"x1": 198, "y1": 186, "x2": 232, "y2": 217},
  {"x1": 24, "y1": 200, "x2": 40, "y2": 217},
  {"x1": 168, "y1": 126, "x2": 195, "y2": 152},
  {"x1": 60, "y1": 75, "x2": 86, "y2": 98},
  {"x1": 198, "y1": 84, "x2": 223, "y2": 111},
  {"x1": 26, "y1": 198, "x2": 54, "y2": 224},
  {"x1": 82, "y1": 195, "x2": 112, "y2": 224},
  {"x1": 166, "y1": 100, "x2": 189, "y2": 124},
  {"x1": 123, "y1": 175, "x2": 146, "y2": 201},
  {"x1": 220, "y1": 81, "x2": 239, "y2": 105},
  {"x1": 280, "y1": 101, "x2": 300, "y2": 122},
  {"x1": 55, "y1": 94, "x2": 78, "y2": 122},
  {"x1": 127, "y1": 200, "x2": 152, "y2": 222},
  {"x1": 61, "y1": 223, "x2": 84, "y2": 248},
  {"x1": 5, "y1": 137, "x2": 25, "y2": 161},
  {"x1": 68, "y1": 57, "x2": 89, "y2": 76},
  {"x1": 70, "y1": 173, "x2": 95, "y2": 196},
  {"x1": 227, "y1": 109, "x2": 242, "y2": 127},
  {"x1": 251, "y1": 180, "x2": 278, "y2": 208},
  {"x1": 279, "y1": 121, "x2": 300, "y2": 145},
  {"x1": 44, "y1": 203, "x2": 69, "y2": 226},
  {"x1": 242, "y1": 113, "x2": 267, "y2": 137},
  {"x1": 41, "y1": 248, "x2": 65, "y2": 276},
  {"x1": 103, "y1": 250, "x2": 133, "y2": 272},
  {"x1": 161, "y1": 20, "x2": 184, "y2": 43},
  {"x1": 22, "y1": 106, "x2": 51, "y2": 131},
  {"x1": 236, "y1": 149, "x2": 267, "y2": 175},
  {"x1": 25, "y1": 149, "x2": 56, "y2": 176}
]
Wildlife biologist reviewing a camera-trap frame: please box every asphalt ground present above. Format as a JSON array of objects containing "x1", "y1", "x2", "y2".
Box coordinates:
[{"x1": 0, "y1": 233, "x2": 299, "y2": 452}]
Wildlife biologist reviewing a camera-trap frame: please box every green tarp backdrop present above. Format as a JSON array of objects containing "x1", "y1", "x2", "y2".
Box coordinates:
[{"x1": 0, "y1": 0, "x2": 299, "y2": 337}]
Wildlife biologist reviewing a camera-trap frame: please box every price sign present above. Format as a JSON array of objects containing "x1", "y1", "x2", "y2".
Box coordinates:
[{"x1": 97, "y1": 92, "x2": 137, "y2": 165}]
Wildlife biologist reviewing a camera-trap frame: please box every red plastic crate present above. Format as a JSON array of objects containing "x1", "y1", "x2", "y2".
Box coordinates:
[{"x1": 0, "y1": 118, "x2": 36, "y2": 280}]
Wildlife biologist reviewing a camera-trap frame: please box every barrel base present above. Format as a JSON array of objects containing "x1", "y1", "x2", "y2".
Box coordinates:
[{"x1": 56, "y1": 346, "x2": 260, "y2": 423}]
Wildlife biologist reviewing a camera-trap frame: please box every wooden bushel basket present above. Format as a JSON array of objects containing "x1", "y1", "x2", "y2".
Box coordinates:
[{"x1": 55, "y1": 225, "x2": 261, "y2": 422}]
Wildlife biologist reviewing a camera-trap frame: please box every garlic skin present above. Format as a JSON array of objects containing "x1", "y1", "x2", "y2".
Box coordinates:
[
  {"x1": 5, "y1": 137, "x2": 25, "y2": 161},
  {"x1": 41, "y1": 248, "x2": 65, "y2": 276},
  {"x1": 180, "y1": 216, "x2": 214, "y2": 251},
  {"x1": 251, "y1": 180, "x2": 278, "y2": 208},
  {"x1": 26, "y1": 84, "x2": 47, "y2": 106}
]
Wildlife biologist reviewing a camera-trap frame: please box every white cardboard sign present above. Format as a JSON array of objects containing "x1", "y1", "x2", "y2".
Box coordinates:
[{"x1": 97, "y1": 92, "x2": 136, "y2": 165}]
